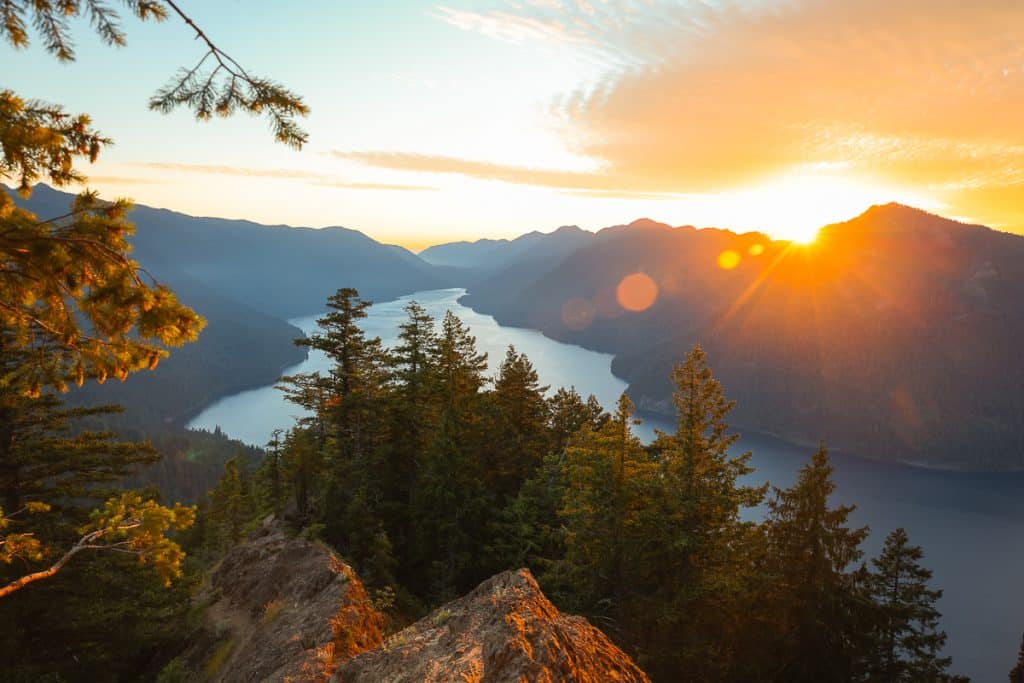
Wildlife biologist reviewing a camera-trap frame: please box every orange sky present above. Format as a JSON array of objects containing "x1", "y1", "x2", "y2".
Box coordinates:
[{"x1": 6, "y1": 1, "x2": 1024, "y2": 247}]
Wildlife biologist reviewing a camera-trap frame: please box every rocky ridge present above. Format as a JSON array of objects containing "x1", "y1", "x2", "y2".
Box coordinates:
[
  {"x1": 175, "y1": 518, "x2": 384, "y2": 682},
  {"x1": 333, "y1": 568, "x2": 650, "y2": 683}
]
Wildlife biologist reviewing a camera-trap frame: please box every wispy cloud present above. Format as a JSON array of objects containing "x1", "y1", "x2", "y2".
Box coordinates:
[
  {"x1": 134, "y1": 162, "x2": 438, "y2": 192},
  {"x1": 74, "y1": 176, "x2": 160, "y2": 186},
  {"x1": 334, "y1": 150, "x2": 619, "y2": 190},
  {"x1": 313, "y1": 180, "x2": 437, "y2": 192},
  {"x1": 432, "y1": 0, "x2": 1024, "y2": 228},
  {"x1": 137, "y1": 163, "x2": 315, "y2": 179}
]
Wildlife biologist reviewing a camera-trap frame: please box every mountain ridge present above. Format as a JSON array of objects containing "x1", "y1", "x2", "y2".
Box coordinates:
[{"x1": 458, "y1": 202, "x2": 1024, "y2": 469}]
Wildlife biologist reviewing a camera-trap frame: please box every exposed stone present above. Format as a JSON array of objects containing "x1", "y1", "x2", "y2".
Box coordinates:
[
  {"x1": 332, "y1": 568, "x2": 650, "y2": 683},
  {"x1": 179, "y1": 517, "x2": 384, "y2": 682}
]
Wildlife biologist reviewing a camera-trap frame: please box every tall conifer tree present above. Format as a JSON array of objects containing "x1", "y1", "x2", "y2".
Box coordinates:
[
  {"x1": 866, "y1": 528, "x2": 956, "y2": 682},
  {"x1": 761, "y1": 444, "x2": 871, "y2": 682},
  {"x1": 645, "y1": 345, "x2": 765, "y2": 680}
]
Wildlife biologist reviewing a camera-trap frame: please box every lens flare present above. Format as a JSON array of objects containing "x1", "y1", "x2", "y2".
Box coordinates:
[
  {"x1": 718, "y1": 250, "x2": 741, "y2": 270},
  {"x1": 616, "y1": 273, "x2": 658, "y2": 312}
]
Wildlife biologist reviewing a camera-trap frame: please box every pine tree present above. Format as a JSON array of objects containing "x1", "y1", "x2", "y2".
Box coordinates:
[
  {"x1": 488, "y1": 345, "x2": 550, "y2": 503},
  {"x1": 553, "y1": 394, "x2": 656, "y2": 635},
  {"x1": 207, "y1": 456, "x2": 252, "y2": 547},
  {"x1": 0, "y1": 329, "x2": 193, "y2": 597},
  {"x1": 382, "y1": 301, "x2": 439, "y2": 557},
  {"x1": 290, "y1": 288, "x2": 390, "y2": 555},
  {"x1": 1010, "y1": 633, "x2": 1024, "y2": 683},
  {"x1": 867, "y1": 528, "x2": 955, "y2": 682},
  {"x1": 547, "y1": 387, "x2": 607, "y2": 455},
  {"x1": 501, "y1": 450, "x2": 567, "y2": 573},
  {"x1": 256, "y1": 429, "x2": 285, "y2": 516},
  {"x1": 410, "y1": 311, "x2": 489, "y2": 600},
  {"x1": 644, "y1": 345, "x2": 765, "y2": 680},
  {"x1": 761, "y1": 444, "x2": 872, "y2": 682},
  {"x1": 280, "y1": 427, "x2": 324, "y2": 519}
]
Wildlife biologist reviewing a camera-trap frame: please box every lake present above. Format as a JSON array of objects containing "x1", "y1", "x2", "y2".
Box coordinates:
[{"x1": 190, "y1": 288, "x2": 1024, "y2": 681}]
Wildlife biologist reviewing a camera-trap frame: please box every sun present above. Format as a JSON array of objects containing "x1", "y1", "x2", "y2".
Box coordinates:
[{"x1": 717, "y1": 170, "x2": 928, "y2": 244}]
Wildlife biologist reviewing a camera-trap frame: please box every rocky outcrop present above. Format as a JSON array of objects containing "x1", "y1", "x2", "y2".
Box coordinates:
[
  {"x1": 332, "y1": 569, "x2": 650, "y2": 683},
  {"x1": 177, "y1": 517, "x2": 384, "y2": 682}
]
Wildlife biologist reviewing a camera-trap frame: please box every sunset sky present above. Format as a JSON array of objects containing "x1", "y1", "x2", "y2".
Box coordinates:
[{"x1": 5, "y1": 0, "x2": 1024, "y2": 249}]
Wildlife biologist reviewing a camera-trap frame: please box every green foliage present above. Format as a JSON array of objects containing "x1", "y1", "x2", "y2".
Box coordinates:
[
  {"x1": 754, "y1": 444, "x2": 872, "y2": 682},
  {"x1": 205, "y1": 456, "x2": 252, "y2": 549},
  {"x1": 0, "y1": 512, "x2": 196, "y2": 681},
  {"x1": 551, "y1": 394, "x2": 657, "y2": 630},
  {"x1": 227, "y1": 292, "x2": 967, "y2": 683},
  {"x1": 865, "y1": 528, "x2": 956, "y2": 682},
  {"x1": 486, "y1": 345, "x2": 550, "y2": 504},
  {"x1": 0, "y1": 190, "x2": 204, "y2": 395},
  {"x1": 0, "y1": 0, "x2": 307, "y2": 148},
  {"x1": 0, "y1": 89, "x2": 109, "y2": 191},
  {"x1": 1010, "y1": 634, "x2": 1024, "y2": 683}
]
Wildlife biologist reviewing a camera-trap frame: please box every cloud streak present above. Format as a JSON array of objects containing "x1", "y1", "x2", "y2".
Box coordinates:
[
  {"x1": 135, "y1": 162, "x2": 437, "y2": 192},
  {"x1": 432, "y1": 0, "x2": 1024, "y2": 229},
  {"x1": 334, "y1": 150, "x2": 620, "y2": 190}
]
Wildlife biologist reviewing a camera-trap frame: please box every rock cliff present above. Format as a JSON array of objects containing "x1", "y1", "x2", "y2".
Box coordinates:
[
  {"x1": 175, "y1": 518, "x2": 384, "y2": 682},
  {"x1": 332, "y1": 568, "x2": 650, "y2": 683}
]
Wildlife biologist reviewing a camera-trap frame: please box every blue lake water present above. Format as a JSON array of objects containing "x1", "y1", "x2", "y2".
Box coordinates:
[{"x1": 190, "y1": 288, "x2": 1024, "y2": 681}]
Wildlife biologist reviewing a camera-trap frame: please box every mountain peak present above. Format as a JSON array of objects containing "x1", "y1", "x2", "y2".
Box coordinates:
[
  {"x1": 552, "y1": 224, "x2": 585, "y2": 234},
  {"x1": 627, "y1": 217, "x2": 670, "y2": 230},
  {"x1": 833, "y1": 202, "x2": 986, "y2": 235}
]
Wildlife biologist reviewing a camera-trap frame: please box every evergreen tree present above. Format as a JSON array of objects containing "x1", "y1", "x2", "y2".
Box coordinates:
[
  {"x1": 280, "y1": 427, "x2": 324, "y2": 519},
  {"x1": 501, "y1": 450, "x2": 568, "y2": 573},
  {"x1": 497, "y1": 386, "x2": 608, "y2": 575},
  {"x1": 1010, "y1": 633, "x2": 1024, "y2": 683},
  {"x1": 553, "y1": 394, "x2": 657, "y2": 638},
  {"x1": 644, "y1": 345, "x2": 765, "y2": 680},
  {"x1": 410, "y1": 311, "x2": 489, "y2": 600},
  {"x1": 207, "y1": 456, "x2": 252, "y2": 548},
  {"x1": 487, "y1": 346, "x2": 550, "y2": 503},
  {"x1": 256, "y1": 429, "x2": 286, "y2": 516},
  {"x1": 0, "y1": 329, "x2": 193, "y2": 597},
  {"x1": 382, "y1": 301, "x2": 439, "y2": 559},
  {"x1": 291, "y1": 288, "x2": 390, "y2": 557},
  {"x1": 867, "y1": 528, "x2": 955, "y2": 682},
  {"x1": 760, "y1": 444, "x2": 871, "y2": 682},
  {"x1": 547, "y1": 387, "x2": 607, "y2": 455}
]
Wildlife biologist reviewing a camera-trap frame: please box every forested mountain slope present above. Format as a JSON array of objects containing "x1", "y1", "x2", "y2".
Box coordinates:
[
  {"x1": 20, "y1": 185, "x2": 454, "y2": 318},
  {"x1": 463, "y1": 205, "x2": 1024, "y2": 469},
  {"x1": 12, "y1": 185, "x2": 466, "y2": 427},
  {"x1": 9, "y1": 185, "x2": 469, "y2": 499}
]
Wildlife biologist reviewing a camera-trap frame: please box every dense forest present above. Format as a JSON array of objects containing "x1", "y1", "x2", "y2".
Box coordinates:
[
  {"x1": 187, "y1": 288, "x2": 969, "y2": 682},
  {"x1": 1, "y1": 2, "x2": 1022, "y2": 680}
]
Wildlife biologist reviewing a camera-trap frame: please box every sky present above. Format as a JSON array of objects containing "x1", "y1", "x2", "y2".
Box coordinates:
[{"x1": 4, "y1": 0, "x2": 1024, "y2": 249}]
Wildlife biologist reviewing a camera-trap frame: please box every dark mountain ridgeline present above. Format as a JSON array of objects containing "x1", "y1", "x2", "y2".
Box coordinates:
[
  {"x1": 10, "y1": 185, "x2": 469, "y2": 500},
  {"x1": 12, "y1": 185, "x2": 470, "y2": 426},
  {"x1": 459, "y1": 204, "x2": 1024, "y2": 469},
  {"x1": 20, "y1": 185, "x2": 455, "y2": 319}
]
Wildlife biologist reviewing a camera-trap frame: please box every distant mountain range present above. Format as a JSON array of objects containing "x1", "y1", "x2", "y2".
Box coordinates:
[
  {"x1": 14, "y1": 185, "x2": 463, "y2": 427},
  {"x1": 450, "y1": 206, "x2": 1024, "y2": 470},
  {"x1": 18, "y1": 184, "x2": 1024, "y2": 469}
]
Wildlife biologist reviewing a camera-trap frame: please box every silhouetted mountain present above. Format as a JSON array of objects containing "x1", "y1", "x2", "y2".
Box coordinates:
[
  {"x1": 20, "y1": 184, "x2": 455, "y2": 319},
  {"x1": 464, "y1": 205, "x2": 1024, "y2": 469},
  {"x1": 458, "y1": 225, "x2": 602, "y2": 309},
  {"x1": 420, "y1": 225, "x2": 592, "y2": 271},
  {"x1": 12, "y1": 185, "x2": 466, "y2": 428}
]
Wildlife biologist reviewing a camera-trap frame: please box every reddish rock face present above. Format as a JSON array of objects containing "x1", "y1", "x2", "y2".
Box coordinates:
[
  {"x1": 333, "y1": 569, "x2": 650, "y2": 683},
  {"x1": 180, "y1": 518, "x2": 384, "y2": 682}
]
